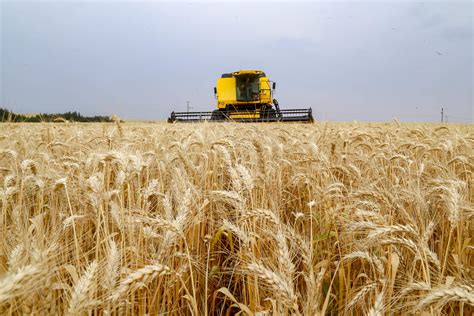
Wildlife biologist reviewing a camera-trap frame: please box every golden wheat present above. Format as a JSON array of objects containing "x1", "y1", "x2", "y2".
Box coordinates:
[{"x1": 0, "y1": 121, "x2": 472, "y2": 315}]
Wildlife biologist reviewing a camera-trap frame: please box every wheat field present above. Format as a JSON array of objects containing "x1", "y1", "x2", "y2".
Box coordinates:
[{"x1": 0, "y1": 121, "x2": 473, "y2": 315}]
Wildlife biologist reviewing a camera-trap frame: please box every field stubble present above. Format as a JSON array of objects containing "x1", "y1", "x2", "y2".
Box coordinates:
[{"x1": 0, "y1": 121, "x2": 473, "y2": 315}]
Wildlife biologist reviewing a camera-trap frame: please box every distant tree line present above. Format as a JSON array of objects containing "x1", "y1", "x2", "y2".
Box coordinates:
[{"x1": 0, "y1": 108, "x2": 112, "y2": 123}]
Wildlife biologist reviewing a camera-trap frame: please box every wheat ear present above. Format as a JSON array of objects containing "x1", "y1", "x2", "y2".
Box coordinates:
[
  {"x1": 109, "y1": 264, "x2": 171, "y2": 302},
  {"x1": 67, "y1": 261, "x2": 98, "y2": 315}
]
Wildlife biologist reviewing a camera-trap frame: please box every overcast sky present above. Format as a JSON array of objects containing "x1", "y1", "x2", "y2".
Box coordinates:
[{"x1": 1, "y1": 1, "x2": 472, "y2": 122}]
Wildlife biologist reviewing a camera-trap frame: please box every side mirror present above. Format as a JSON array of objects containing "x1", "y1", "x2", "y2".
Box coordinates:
[
  {"x1": 272, "y1": 82, "x2": 276, "y2": 90},
  {"x1": 214, "y1": 87, "x2": 217, "y2": 95}
]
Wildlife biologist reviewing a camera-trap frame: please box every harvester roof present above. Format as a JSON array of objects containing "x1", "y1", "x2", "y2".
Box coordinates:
[
  {"x1": 221, "y1": 70, "x2": 266, "y2": 78},
  {"x1": 232, "y1": 70, "x2": 265, "y2": 76}
]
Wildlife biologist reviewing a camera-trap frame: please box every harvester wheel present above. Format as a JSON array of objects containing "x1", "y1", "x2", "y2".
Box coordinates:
[
  {"x1": 168, "y1": 111, "x2": 176, "y2": 123},
  {"x1": 273, "y1": 99, "x2": 282, "y2": 119},
  {"x1": 258, "y1": 107, "x2": 276, "y2": 122},
  {"x1": 267, "y1": 108, "x2": 277, "y2": 119},
  {"x1": 211, "y1": 110, "x2": 224, "y2": 121}
]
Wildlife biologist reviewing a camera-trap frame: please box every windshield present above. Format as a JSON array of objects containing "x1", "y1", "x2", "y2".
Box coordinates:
[{"x1": 236, "y1": 76, "x2": 260, "y2": 102}]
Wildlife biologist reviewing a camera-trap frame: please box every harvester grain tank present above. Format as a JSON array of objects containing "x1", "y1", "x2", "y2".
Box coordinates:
[{"x1": 168, "y1": 70, "x2": 314, "y2": 123}]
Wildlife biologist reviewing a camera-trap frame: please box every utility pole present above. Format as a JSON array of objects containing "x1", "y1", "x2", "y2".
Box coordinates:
[
  {"x1": 441, "y1": 107, "x2": 444, "y2": 123},
  {"x1": 186, "y1": 101, "x2": 192, "y2": 113}
]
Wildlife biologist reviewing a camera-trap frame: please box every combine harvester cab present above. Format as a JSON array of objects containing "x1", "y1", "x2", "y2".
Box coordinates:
[{"x1": 168, "y1": 70, "x2": 314, "y2": 123}]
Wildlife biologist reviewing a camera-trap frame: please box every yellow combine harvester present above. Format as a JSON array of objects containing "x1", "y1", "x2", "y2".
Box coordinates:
[{"x1": 168, "y1": 70, "x2": 314, "y2": 123}]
